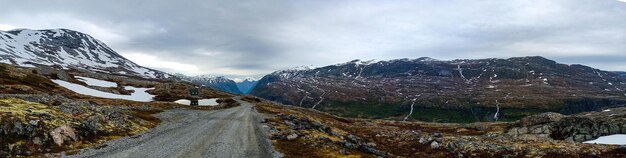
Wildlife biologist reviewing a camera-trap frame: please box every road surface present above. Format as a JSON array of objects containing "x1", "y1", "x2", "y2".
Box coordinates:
[{"x1": 72, "y1": 99, "x2": 278, "y2": 158}]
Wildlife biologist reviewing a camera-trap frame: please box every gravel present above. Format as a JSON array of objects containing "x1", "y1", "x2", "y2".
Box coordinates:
[{"x1": 69, "y1": 99, "x2": 280, "y2": 158}]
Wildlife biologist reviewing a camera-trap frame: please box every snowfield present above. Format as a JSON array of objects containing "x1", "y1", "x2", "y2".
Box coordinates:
[
  {"x1": 52, "y1": 79, "x2": 155, "y2": 102},
  {"x1": 583, "y1": 134, "x2": 626, "y2": 145},
  {"x1": 75, "y1": 76, "x2": 118, "y2": 87},
  {"x1": 174, "y1": 99, "x2": 219, "y2": 106}
]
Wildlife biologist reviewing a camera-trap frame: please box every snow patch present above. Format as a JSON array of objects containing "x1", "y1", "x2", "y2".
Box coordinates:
[
  {"x1": 75, "y1": 76, "x2": 117, "y2": 87},
  {"x1": 52, "y1": 79, "x2": 154, "y2": 102},
  {"x1": 584, "y1": 134, "x2": 626, "y2": 145},
  {"x1": 174, "y1": 99, "x2": 218, "y2": 106}
]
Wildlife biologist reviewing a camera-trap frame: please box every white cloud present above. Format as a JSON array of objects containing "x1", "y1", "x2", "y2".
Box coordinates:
[
  {"x1": 120, "y1": 52, "x2": 201, "y2": 75},
  {"x1": 0, "y1": 24, "x2": 18, "y2": 31}
]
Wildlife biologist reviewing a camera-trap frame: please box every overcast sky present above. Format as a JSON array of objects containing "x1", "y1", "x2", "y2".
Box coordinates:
[{"x1": 1, "y1": 0, "x2": 625, "y2": 78}]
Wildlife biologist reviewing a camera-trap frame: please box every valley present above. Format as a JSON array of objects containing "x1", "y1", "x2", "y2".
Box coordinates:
[
  {"x1": 0, "y1": 27, "x2": 624, "y2": 157},
  {"x1": 251, "y1": 57, "x2": 626, "y2": 122}
]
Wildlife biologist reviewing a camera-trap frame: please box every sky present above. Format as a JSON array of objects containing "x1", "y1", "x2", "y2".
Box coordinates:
[{"x1": 1, "y1": 0, "x2": 625, "y2": 78}]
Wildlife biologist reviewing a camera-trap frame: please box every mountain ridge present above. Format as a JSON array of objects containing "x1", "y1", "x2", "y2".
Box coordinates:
[
  {"x1": 251, "y1": 56, "x2": 626, "y2": 122},
  {"x1": 0, "y1": 28, "x2": 170, "y2": 79}
]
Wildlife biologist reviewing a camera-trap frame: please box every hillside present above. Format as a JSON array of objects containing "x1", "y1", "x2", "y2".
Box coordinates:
[
  {"x1": 251, "y1": 57, "x2": 626, "y2": 122},
  {"x1": 175, "y1": 74, "x2": 242, "y2": 94},
  {"x1": 0, "y1": 29, "x2": 169, "y2": 79}
]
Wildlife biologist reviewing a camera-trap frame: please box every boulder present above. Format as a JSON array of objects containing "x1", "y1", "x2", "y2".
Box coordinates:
[
  {"x1": 431, "y1": 141, "x2": 441, "y2": 149},
  {"x1": 49, "y1": 125, "x2": 77, "y2": 146},
  {"x1": 286, "y1": 133, "x2": 298, "y2": 140},
  {"x1": 518, "y1": 112, "x2": 565, "y2": 126}
]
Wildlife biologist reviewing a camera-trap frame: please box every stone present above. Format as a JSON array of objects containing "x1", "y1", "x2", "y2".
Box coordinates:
[
  {"x1": 430, "y1": 141, "x2": 441, "y2": 149},
  {"x1": 532, "y1": 126, "x2": 543, "y2": 134},
  {"x1": 28, "y1": 120, "x2": 39, "y2": 126},
  {"x1": 32, "y1": 137, "x2": 43, "y2": 145},
  {"x1": 518, "y1": 127, "x2": 528, "y2": 134},
  {"x1": 13, "y1": 122, "x2": 25, "y2": 135},
  {"x1": 574, "y1": 135, "x2": 586, "y2": 142},
  {"x1": 433, "y1": 132, "x2": 443, "y2": 138},
  {"x1": 419, "y1": 137, "x2": 429, "y2": 144},
  {"x1": 50, "y1": 125, "x2": 77, "y2": 146},
  {"x1": 507, "y1": 127, "x2": 519, "y2": 135},
  {"x1": 286, "y1": 133, "x2": 298, "y2": 140}
]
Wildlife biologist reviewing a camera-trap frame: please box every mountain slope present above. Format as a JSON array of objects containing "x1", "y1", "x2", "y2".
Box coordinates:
[
  {"x1": 0, "y1": 28, "x2": 169, "y2": 79},
  {"x1": 615, "y1": 71, "x2": 626, "y2": 78},
  {"x1": 175, "y1": 74, "x2": 242, "y2": 94},
  {"x1": 251, "y1": 56, "x2": 626, "y2": 122},
  {"x1": 236, "y1": 78, "x2": 258, "y2": 94}
]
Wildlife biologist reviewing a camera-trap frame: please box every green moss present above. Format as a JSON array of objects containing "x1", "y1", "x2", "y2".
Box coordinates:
[{"x1": 0, "y1": 98, "x2": 52, "y2": 116}]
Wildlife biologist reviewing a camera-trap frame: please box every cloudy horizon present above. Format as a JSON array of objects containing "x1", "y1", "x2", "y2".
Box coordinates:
[{"x1": 1, "y1": 0, "x2": 625, "y2": 77}]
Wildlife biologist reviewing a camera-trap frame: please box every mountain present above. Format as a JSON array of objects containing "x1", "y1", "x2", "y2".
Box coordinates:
[
  {"x1": 0, "y1": 28, "x2": 169, "y2": 79},
  {"x1": 250, "y1": 56, "x2": 626, "y2": 122},
  {"x1": 615, "y1": 71, "x2": 626, "y2": 78},
  {"x1": 175, "y1": 74, "x2": 242, "y2": 94},
  {"x1": 236, "y1": 78, "x2": 258, "y2": 94}
]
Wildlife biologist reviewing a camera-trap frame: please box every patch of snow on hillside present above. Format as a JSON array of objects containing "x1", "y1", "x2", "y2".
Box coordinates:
[
  {"x1": 584, "y1": 134, "x2": 626, "y2": 145},
  {"x1": 75, "y1": 76, "x2": 117, "y2": 87},
  {"x1": 52, "y1": 79, "x2": 154, "y2": 102},
  {"x1": 174, "y1": 99, "x2": 218, "y2": 106}
]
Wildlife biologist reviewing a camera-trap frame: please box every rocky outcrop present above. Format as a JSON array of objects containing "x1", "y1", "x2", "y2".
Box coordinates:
[
  {"x1": 0, "y1": 94, "x2": 161, "y2": 157},
  {"x1": 507, "y1": 108, "x2": 626, "y2": 142},
  {"x1": 268, "y1": 114, "x2": 388, "y2": 157}
]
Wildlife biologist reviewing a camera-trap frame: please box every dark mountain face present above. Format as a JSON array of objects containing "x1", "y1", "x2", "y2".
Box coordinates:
[
  {"x1": 175, "y1": 74, "x2": 242, "y2": 94},
  {"x1": 236, "y1": 78, "x2": 258, "y2": 94},
  {"x1": 0, "y1": 29, "x2": 169, "y2": 79},
  {"x1": 615, "y1": 71, "x2": 626, "y2": 78},
  {"x1": 251, "y1": 56, "x2": 626, "y2": 122}
]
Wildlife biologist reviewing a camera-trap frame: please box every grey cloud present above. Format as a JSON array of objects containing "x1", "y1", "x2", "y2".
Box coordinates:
[{"x1": 0, "y1": 0, "x2": 625, "y2": 76}]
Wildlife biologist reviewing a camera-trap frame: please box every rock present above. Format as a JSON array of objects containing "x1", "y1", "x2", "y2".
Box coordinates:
[
  {"x1": 32, "y1": 137, "x2": 43, "y2": 145},
  {"x1": 507, "y1": 127, "x2": 519, "y2": 135},
  {"x1": 13, "y1": 122, "x2": 25, "y2": 135},
  {"x1": 431, "y1": 141, "x2": 441, "y2": 149},
  {"x1": 28, "y1": 120, "x2": 39, "y2": 126},
  {"x1": 433, "y1": 132, "x2": 443, "y2": 138},
  {"x1": 341, "y1": 142, "x2": 357, "y2": 149},
  {"x1": 517, "y1": 127, "x2": 528, "y2": 134},
  {"x1": 286, "y1": 133, "x2": 298, "y2": 140},
  {"x1": 284, "y1": 121, "x2": 297, "y2": 129},
  {"x1": 358, "y1": 145, "x2": 387, "y2": 157},
  {"x1": 419, "y1": 138, "x2": 428, "y2": 144},
  {"x1": 518, "y1": 112, "x2": 565, "y2": 126},
  {"x1": 50, "y1": 125, "x2": 77, "y2": 146}
]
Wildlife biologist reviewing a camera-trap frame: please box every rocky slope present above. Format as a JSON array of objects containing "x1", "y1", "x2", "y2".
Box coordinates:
[
  {"x1": 254, "y1": 98, "x2": 626, "y2": 157},
  {"x1": 174, "y1": 74, "x2": 242, "y2": 94},
  {"x1": 0, "y1": 28, "x2": 169, "y2": 79},
  {"x1": 251, "y1": 57, "x2": 626, "y2": 122}
]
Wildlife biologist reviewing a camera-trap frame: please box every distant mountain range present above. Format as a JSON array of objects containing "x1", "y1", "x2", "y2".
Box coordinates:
[
  {"x1": 175, "y1": 74, "x2": 258, "y2": 94},
  {"x1": 251, "y1": 57, "x2": 626, "y2": 122},
  {"x1": 0, "y1": 29, "x2": 169, "y2": 79},
  {"x1": 236, "y1": 78, "x2": 258, "y2": 94}
]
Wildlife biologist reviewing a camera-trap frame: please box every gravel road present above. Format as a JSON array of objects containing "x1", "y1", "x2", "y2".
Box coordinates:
[{"x1": 71, "y1": 99, "x2": 279, "y2": 158}]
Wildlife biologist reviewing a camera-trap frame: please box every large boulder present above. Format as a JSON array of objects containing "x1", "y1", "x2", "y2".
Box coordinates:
[
  {"x1": 50, "y1": 125, "x2": 77, "y2": 146},
  {"x1": 518, "y1": 112, "x2": 565, "y2": 126}
]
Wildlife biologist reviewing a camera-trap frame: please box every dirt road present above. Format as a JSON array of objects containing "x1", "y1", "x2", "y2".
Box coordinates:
[{"x1": 72, "y1": 99, "x2": 279, "y2": 158}]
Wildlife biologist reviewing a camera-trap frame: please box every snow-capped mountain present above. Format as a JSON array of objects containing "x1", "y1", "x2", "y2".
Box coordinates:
[
  {"x1": 251, "y1": 56, "x2": 626, "y2": 122},
  {"x1": 0, "y1": 28, "x2": 169, "y2": 79},
  {"x1": 235, "y1": 78, "x2": 258, "y2": 94},
  {"x1": 175, "y1": 74, "x2": 242, "y2": 94}
]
